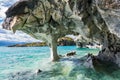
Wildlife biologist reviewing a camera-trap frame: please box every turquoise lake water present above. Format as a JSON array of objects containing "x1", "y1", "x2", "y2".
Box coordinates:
[{"x1": 0, "y1": 46, "x2": 120, "y2": 80}]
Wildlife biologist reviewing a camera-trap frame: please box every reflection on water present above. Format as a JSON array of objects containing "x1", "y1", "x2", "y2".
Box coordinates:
[{"x1": 0, "y1": 46, "x2": 120, "y2": 80}]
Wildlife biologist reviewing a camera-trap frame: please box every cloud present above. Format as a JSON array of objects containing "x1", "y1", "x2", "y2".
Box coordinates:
[
  {"x1": 0, "y1": 29, "x2": 40, "y2": 43},
  {"x1": 0, "y1": 0, "x2": 17, "y2": 16},
  {"x1": 0, "y1": 2, "x2": 8, "y2": 19},
  {"x1": 0, "y1": 0, "x2": 41, "y2": 46},
  {"x1": 0, "y1": 0, "x2": 19, "y2": 27}
]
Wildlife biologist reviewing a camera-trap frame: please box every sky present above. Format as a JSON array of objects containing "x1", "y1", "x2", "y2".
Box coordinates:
[
  {"x1": 0, "y1": 0, "x2": 76, "y2": 46},
  {"x1": 0, "y1": 0, "x2": 40, "y2": 46}
]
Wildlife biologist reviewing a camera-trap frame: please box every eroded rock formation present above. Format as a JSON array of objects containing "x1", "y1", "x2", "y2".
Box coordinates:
[{"x1": 2, "y1": 0, "x2": 120, "y2": 66}]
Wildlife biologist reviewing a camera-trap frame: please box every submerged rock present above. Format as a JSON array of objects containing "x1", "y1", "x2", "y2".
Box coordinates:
[
  {"x1": 59, "y1": 51, "x2": 76, "y2": 58},
  {"x1": 66, "y1": 51, "x2": 76, "y2": 57},
  {"x1": 35, "y1": 69, "x2": 42, "y2": 74},
  {"x1": 9, "y1": 69, "x2": 42, "y2": 80},
  {"x1": 9, "y1": 70, "x2": 36, "y2": 80}
]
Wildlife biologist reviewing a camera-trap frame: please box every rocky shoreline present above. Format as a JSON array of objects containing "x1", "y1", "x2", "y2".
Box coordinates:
[
  {"x1": 8, "y1": 42, "x2": 47, "y2": 47},
  {"x1": 8, "y1": 37, "x2": 76, "y2": 47}
]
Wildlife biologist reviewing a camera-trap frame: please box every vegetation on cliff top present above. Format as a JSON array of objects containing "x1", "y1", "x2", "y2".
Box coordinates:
[{"x1": 8, "y1": 37, "x2": 75, "y2": 47}]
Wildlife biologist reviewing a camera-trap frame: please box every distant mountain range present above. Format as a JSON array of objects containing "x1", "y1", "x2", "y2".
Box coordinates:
[
  {"x1": 0, "y1": 0, "x2": 41, "y2": 46},
  {"x1": 8, "y1": 37, "x2": 76, "y2": 47},
  {"x1": 0, "y1": 40, "x2": 26, "y2": 46}
]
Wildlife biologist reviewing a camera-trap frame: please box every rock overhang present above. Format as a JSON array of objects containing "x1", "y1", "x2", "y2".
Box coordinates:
[{"x1": 2, "y1": 0, "x2": 120, "y2": 64}]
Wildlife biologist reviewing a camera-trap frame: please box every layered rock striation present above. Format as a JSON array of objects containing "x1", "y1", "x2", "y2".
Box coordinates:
[{"x1": 2, "y1": 0, "x2": 120, "y2": 67}]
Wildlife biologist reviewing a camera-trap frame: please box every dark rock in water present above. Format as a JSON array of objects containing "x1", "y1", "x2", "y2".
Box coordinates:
[
  {"x1": 83, "y1": 53, "x2": 120, "y2": 74},
  {"x1": 95, "y1": 51, "x2": 120, "y2": 73},
  {"x1": 59, "y1": 51, "x2": 76, "y2": 59},
  {"x1": 9, "y1": 70, "x2": 36, "y2": 80},
  {"x1": 36, "y1": 69, "x2": 42, "y2": 74},
  {"x1": 9, "y1": 69, "x2": 42, "y2": 80},
  {"x1": 66, "y1": 51, "x2": 76, "y2": 57}
]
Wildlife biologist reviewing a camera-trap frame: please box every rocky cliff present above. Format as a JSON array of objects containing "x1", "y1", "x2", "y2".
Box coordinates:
[{"x1": 2, "y1": 0, "x2": 120, "y2": 66}]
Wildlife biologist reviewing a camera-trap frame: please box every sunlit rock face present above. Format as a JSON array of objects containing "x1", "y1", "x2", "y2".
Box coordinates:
[
  {"x1": 97, "y1": 0, "x2": 120, "y2": 38},
  {"x1": 2, "y1": 0, "x2": 120, "y2": 65}
]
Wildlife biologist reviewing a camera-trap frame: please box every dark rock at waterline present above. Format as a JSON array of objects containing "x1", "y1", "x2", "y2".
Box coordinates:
[
  {"x1": 58, "y1": 37, "x2": 76, "y2": 46},
  {"x1": 94, "y1": 46, "x2": 120, "y2": 71},
  {"x1": 59, "y1": 51, "x2": 76, "y2": 58},
  {"x1": 93, "y1": 58, "x2": 119, "y2": 74},
  {"x1": 83, "y1": 53, "x2": 120, "y2": 74},
  {"x1": 36, "y1": 69, "x2": 42, "y2": 74},
  {"x1": 66, "y1": 51, "x2": 76, "y2": 57}
]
